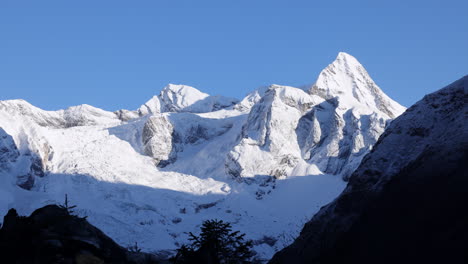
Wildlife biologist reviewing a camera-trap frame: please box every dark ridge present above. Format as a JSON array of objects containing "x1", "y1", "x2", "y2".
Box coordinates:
[{"x1": 0, "y1": 204, "x2": 167, "y2": 264}]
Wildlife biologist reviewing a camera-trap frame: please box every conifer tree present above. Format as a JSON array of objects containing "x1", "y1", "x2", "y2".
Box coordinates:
[
  {"x1": 61, "y1": 194, "x2": 77, "y2": 214},
  {"x1": 172, "y1": 219, "x2": 254, "y2": 264}
]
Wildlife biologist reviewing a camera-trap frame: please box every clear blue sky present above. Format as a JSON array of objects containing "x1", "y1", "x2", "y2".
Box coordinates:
[{"x1": 1, "y1": 0, "x2": 467, "y2": 111}]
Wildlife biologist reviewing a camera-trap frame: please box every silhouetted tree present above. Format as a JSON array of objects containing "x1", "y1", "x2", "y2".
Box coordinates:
[
  {"x1": 59, "y1": 194, "x2": 87, "y2": 219},
  {"x1": 128, "y1": 242, "x2": 142, "y2": 253},
  {"x1": 60, "y1": 194, "x2": 77, "y2": 214},
  {"x1": 172, "y1": 219, "x2": 254, "y2": 264}
]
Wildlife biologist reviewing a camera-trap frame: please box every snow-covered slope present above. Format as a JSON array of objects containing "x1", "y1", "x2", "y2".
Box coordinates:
[{"x1": 0, "y1": 52, "x2": 404, "y2": 260}]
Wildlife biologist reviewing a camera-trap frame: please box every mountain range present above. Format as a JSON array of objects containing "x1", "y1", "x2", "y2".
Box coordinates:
[{"x1": 0, "y1": 52, "x2": 406, "y2": 260}]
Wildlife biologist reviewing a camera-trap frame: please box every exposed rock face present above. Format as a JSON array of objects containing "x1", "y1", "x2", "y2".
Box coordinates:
[
  {"x1": 143, "y1": 115, "x2": 175, "y2": 167},
  {"x1": 0, "y1": 204, "x2": 163, "y2": 264},
  {"x1": 269, "y1": 76, "x2": 468, "y2": 264},
  {"x1": 0, "y1": 128, "x2": 19, "y2": 171}
]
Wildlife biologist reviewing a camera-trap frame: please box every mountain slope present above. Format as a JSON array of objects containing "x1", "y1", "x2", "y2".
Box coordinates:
[
  {"x1": 269, "y1": 75, "x2": 468, "y2": 263},
  {"x1": 0, "y1": 52, "x2": 404, "y2": 260}
]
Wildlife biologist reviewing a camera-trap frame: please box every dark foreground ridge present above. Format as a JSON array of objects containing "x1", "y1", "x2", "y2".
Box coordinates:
[
  {"x1": 0, "y1": 204, "x2": 165, "y2": 264},
  {"x1": 269, "y1": 76, "x2": 468, "y2": 264}
]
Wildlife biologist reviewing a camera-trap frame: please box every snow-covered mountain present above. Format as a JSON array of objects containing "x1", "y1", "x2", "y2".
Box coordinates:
[
  {"x1": 116, "y1": 84, "x2": 239, "y2": 120},
  {"x1": 269, "y1": 75, "x2": 467, "y2": 264},
  {"x1": 0, "y1": 52, "x2": 404, "y2": 260}
]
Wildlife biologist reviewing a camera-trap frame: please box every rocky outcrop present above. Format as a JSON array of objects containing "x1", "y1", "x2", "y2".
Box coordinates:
[
  {"x1": 269, "y1": 76, "x2": 468, "y2": 264},
  {"x1": 0, "y1": 204, "x2": 164, "y2": 264},
  {"x1": 0, "y1": 128, "x2": 19, "y2": 171},
  {"x1": 142, "y1": 115, "x2": 176, "y2": 167}
]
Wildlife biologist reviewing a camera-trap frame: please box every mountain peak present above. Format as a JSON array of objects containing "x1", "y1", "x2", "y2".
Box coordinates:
[
  {"x1": 335, "y1": 52, "x2": 360, "y2": 65},
  {"x1": 162, "y1": 84, "x2": 209, "y2": 97},
  {"x1": 159, "y1": 84, "x2": 210, "y2": 112},
  {"x1": 137, "y1": 84, "x2": 238, "y2": 115},
  {"x1": 310, "y1": 52, "x2": 405, "y2": 118}
]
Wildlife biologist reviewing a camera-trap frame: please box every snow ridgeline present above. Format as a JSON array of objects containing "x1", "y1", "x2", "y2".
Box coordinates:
[{"x1": 0, "y1": 52, "x2": 404, "y2": 260}]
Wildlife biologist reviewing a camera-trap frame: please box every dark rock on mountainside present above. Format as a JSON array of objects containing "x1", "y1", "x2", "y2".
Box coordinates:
[
  {"x1": 269, "y1": 76, "x2": 468, "y2": 264},
  {"x1": 0, "y1": 204, "x2": 165, "y2": 264},
  {"x1": 0, "y1": 127, "x2": 19, "y2": 170}
]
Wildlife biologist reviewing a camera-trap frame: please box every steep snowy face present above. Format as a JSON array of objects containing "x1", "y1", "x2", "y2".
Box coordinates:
[
  {"x1": 310, "y1": 52, "x2": 405, "y2": 118},
  {"x1": 226, "y1": 86, "x2": 323, "y2": 179},
  {"x1": 270, "y1": 76, "x2": 467, "y2": 264}
]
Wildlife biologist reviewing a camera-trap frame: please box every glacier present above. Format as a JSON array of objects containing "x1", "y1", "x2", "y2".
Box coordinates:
[{"x1": 0, "y1": 52, "x2": 404, "y2": 260}]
